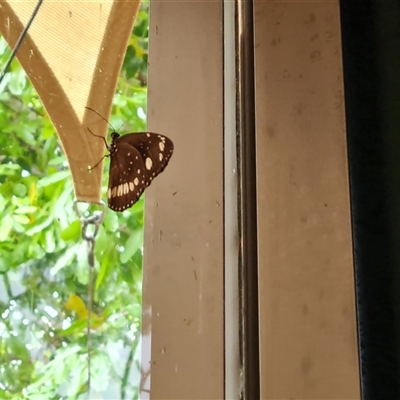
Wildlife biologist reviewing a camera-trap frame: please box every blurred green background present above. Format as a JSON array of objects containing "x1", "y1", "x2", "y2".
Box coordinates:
[{"x1": 0, "y1": 4, "x2": 149, "y2": 399}]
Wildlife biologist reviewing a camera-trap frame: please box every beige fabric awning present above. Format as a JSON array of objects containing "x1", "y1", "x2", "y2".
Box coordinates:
[{"x1": 0, "y1": 0, "x2": 140, "y2": 203}]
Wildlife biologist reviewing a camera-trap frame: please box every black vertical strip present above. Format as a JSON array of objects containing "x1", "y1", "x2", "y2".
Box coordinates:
[
  {"x1": 340, "y1": 1, "x2": 400, "y2": 398},
  {"x1": 237, "y1": 0, "x2": 259, "y2": 399}
]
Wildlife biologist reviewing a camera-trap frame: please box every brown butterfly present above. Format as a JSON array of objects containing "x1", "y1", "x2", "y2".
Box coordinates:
[{"x1": 86, "y1": 107, "x2": 174, "y2": 211}]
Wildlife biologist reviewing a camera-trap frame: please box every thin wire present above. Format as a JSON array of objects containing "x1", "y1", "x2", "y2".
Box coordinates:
[
  {"x1": 86, "y1": 237, "x2": 95, "y2": 398},
  {"x1": 0, "y1": 0, "x2": 44, "y2": 85},
  {"x1": 73, "y1": 200, "x2": 106, "y2": 399}
]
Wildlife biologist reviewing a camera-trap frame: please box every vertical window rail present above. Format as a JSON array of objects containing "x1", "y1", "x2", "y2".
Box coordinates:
[
  {"x1": 224, "y1": 0, "x2": 240, "y2": 398},
  {"x1": 224, "y1": 0, "x2": 259, "y2": 399},
  {"x1": 237, "y1": 0, "x2": 260, "y2": 399}
]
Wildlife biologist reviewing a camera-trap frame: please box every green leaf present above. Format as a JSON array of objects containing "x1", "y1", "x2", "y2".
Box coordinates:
[
  {"x1": 61, "y1": 219, "x2": 81, "y2": 242},
  {"x1": 28, "y1": 242, "x2": 46, "y2": 260},
  {"x1": 49, "y1": 156, "x2": 67, "y2": 165},
  {"x1": 44, "y1": 229, "x2": 56, "y2": 253},
  {"x1": 76, "y1": 242, "x2": 90, "y2": 284},
  {"x1": 16, "y1": 125, "x2": 36, "y2": 146},
  {"x1": 0, "y1": 214, "x2": 13, "y2": 241},
  {"x1": 95, "y1": 246, "x2": 112, "y2": 291},
  {"x1": 67, "y1": 359, "x2": 86, "y2": 397},
  {"x1": 50, "y1": 246, "x2": 76, "y2": 275},
  {"x1": 0, "y1": 72, "x2": 10, "y2": 94},
  {"x1": 13, "y1": 214, "x2": 30, "y2": 224},
  {"x1": 37, "y1": 170, "x2": 70, "y2": 188},
  {"x1": 133, "y1": 18, "x2": 148, "y2": 37},
  {"x1": 120, "y1": 230, "x2": 143, "y2": 263},
  {"x1": 25, "y1": 215, "x2": 53, "y2": 235},
  {"x1": 14, "y1": 205, "x2": 37, "y2": 214},
  {"x1": 8, "y1": 336, "x2": 29, "y2": 360},
  {"x1": 103, "y1": 209, "x2": 119, "y2": 232},
  {"x1": 11, "y1": 219, "x2": 26, "y2": 233},
  {"x1": 59, "y1": 319, "x2": 87, "y2": 335},
  {"x1": 122, "y1": 46, "x2": 141, "y2": 79},
  {"x1": 23, "y1": 390, "x2": 56, "y2": 400},
  {"x1": 0, "y1": 194, "x2": 6, "y2": 214},
  {"x1": 113, "y1": 93, "x2": 128, "y2": 108},
  {"x1": 11, "y1": 242, "x2": 29, "y2": 265},
  {"x1": 8, "y1": 67, "x2": 26, "y2": 95},
  {"x1": 0, "y1": 163, "x2": 20, "y2": 175},
  {"x1": 0, "y1": 257, "x2": 9, "y2": 273},
  {"x1": 13, "y1": 183, "x2": 27, "y2": 197},
  {"x1": 91, "y1": 353, "x2": 112, "y2": 391}
]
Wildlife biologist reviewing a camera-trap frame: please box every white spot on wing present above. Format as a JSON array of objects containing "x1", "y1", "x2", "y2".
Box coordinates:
[{"x1": 145, "y1": 157, "x2": 152, "y2": 170}]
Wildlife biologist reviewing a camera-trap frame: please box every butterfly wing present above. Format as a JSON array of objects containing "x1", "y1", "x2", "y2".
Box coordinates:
[{"x1": 107, "y1": 132, "x2": 174, "y2": 211}]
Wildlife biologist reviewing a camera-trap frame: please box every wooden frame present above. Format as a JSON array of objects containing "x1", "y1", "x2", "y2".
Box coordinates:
[
  {"x1": 254, "y1": 1, "x2": 360, "y2": 398},
  {"x1": 142, "y1": 1, "x2": 225, "y2": 398},
  {"x1": 144, "y1": 0, "x2": 360, "y2": 399}
]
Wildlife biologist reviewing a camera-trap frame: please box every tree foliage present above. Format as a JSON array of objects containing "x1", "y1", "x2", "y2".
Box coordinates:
[{"x1": 0, "y1": 5, "x2": 149, "y2": 399}]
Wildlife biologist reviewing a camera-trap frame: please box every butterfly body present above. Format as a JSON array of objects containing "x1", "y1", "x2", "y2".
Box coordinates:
[{"x1": 105, "y1": 131, "x2": 174, "y2": 211}]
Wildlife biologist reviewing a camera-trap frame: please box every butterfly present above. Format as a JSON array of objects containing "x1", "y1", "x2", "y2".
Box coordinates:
[{"x1": 86, "y1": 107, "x2": 174, "y2": 212}]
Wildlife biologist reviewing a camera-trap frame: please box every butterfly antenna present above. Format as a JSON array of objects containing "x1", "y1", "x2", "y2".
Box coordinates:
[{"x1": 85, "y1": 106, "x2": 117, "y2": 132}]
